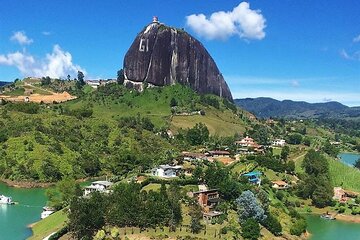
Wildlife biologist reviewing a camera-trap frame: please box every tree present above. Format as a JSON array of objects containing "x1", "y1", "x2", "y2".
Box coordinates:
[
  {"x1": 322, "y1": 140, "x2": 339, "y2": 157},
  {"x1": 281, "y1": 145, "x2": 290, "y2": 160},
  {"x1": 303, "y1": 137, "x2": 311, "y2": 146},
  {"x1": 46, "y1": 178, "x2": 82, "y2": 209},
  {"x1": 262, "y1": 213, "x2": 282, "y2": 236},
  {"x1": 290, "y1": 218, "x2": 307, "y2": 236},
  {"x1": 69, "y1": 191, "x2": 106, "y2": 240},
  {"x1": 189, "y1": 202, "x2": 202, "y2": 233},
  {"x1": 241, "y1": 218, "x2": 260, "y2": 240},
  {"x1": 117, "y1": 69, "x2": 125, "y2": 84},
  {"x1": 170, "y1": 97, "x2": 178, "y2": 107},
  {"x1": 192, "y1": 165, "x2": 203, "y2": 181},
  {"x1": 236, "y1": 190, "x2": 266, "y2": 223},
  {"x1": 76, "y1": 71, "x2": 85, "y2": 88},
  {"x1": 41, "y1": 76, "x2": 51, "y2": 85},
  {"x1": 297, "y1": 150, "x2": 333, "y2": 207},
  {"x1": 287, "y1": 133, "x2": 303, "y2": 145},
  {"x1": 186, "y1": 123, "x2": 209, "y2": 146}
]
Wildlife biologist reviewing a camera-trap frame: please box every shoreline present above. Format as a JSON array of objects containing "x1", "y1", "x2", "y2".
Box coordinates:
[
  {"x1": 1, "y1": 176, "x2": 104, "y2": 189},
  {"x1": 0, "y1": 179, "x2": 54, "y2": 188},
  {"x1": 305, "y1": 211, "x2": 360, "y2": 224}
]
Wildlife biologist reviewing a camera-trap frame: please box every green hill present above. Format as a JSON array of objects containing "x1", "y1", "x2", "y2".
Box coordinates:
[{"x1": 0, "y1": 82, "x2": 250, "y2": 182}]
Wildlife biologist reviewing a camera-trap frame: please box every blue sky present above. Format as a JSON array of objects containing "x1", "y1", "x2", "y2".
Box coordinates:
[{"x1": 0, "y1": 0, "x2": 359, "y2": 106}]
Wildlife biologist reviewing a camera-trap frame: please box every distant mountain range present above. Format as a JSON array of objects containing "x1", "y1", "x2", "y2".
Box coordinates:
[
  {"x1": 0, "y1": 81, "x2": 10, "y2": 87},
  {"x1": 234, "y1": 97, "x2": 360, "y2": 119}
]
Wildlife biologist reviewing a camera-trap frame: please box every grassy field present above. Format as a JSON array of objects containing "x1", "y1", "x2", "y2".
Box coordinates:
[
  {"x1": 294, "y1": 151, "x2": 360, "y2": 192},
  {"x1": 328, "y1": 158, "x2": 360, "y2": 192},
  {"x1": 65, "y1": 84, "x2": 247, "y2": 135},
  {"x1": 28, "y1": 210, "x2": 67, "y2": 240},
  {"x1": 4, "y1": 87, "x2": 25, "y2": 96},
  {"x1": 171, "y1": 108, "x2": 246, "y2": 136}
]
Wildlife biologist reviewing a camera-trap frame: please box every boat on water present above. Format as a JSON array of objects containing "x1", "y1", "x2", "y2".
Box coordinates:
[
  {"x1": 320, "y1": 213, "x2": 336, "y2": 220},
  {"x1": 41, "y1": 206, "x2": 55, "y2": 219},
  {"x1": 0, "y1": 194, "x2": 13, "y2": 204}
]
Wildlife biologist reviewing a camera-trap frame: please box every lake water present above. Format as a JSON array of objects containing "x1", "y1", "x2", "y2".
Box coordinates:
[
  {"x1": 307, "y1": 215, "x2": 360, "y2": 240},
  {"x1": 0, "y1": 182, "x2": 47, "y2": 240},
  {"x1": 338, "y1": 153, "x2": 360, "y2": 167}
]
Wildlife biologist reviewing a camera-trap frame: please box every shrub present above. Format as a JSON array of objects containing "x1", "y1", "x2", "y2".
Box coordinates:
[{"x1": 290, "y1": 218, "x2": 307, "y2": 236}]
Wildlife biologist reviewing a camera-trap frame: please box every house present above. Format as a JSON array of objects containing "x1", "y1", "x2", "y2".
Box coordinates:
[
  {"x1": 235, "y1": 136, "x2": 256, "y2": 148},
  {"x1": 188, "y1": 189, "x2": 220, "y2": 211},
  {"x1": 243, "y1": 171, "x2": 262, "y2": 185},
  {"x1": 271, "y1": 180, "x2": 289, "y2": 190},
  {"x1": 206, "y1": 150, "x2": 231, "y2": 157},
  {"x1": 181, "y1": 151, "x2": 207, "y2": 161},
  {"x1": 85, "y1": 80, "x2": 101, "y2": 88},
  {"x1": 203, "y1": 211, "x2": 223, "y2": 224},
  {"x1": 152, "y1": 165, "x2": 182, "y2": 178},
  {"x1": 333, "y1": 187, "x2": 359, "y2": 202},
  {"x1": 84, "y1": 180, "x2": 113, "y2": 196},
  {"x1": 85, "y1": 79, "x2": 116, "y2": 89},
  {"x1": 272, "y1": 139, "x2": 286, "y2": 147}
]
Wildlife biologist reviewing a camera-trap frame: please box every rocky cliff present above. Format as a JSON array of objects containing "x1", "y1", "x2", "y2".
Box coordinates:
[{"x1": 123, "y1": 19, "x2": 233, "y2": 101}]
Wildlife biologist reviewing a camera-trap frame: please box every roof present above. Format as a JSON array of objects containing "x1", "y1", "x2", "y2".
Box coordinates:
[
  {"x1": 181, "y1": 151, "x2": 206, "y2": 158},
  {"x1": 208, "y1": 198, "x2": 220, "y2": 203},
  {"x1": 203, "y1": 211, "x2": 223, "y2": 217},
  {"x1": 158, "y1": 165, "x2": 182, "y2": 170},
  {"x1": 193, "y1": 189, "x2": 219, "y2": 195},
  {"x1": 272, "y1": 180, "x2": 288, "y2": 186},
  {"x1": 92, "y1": 181, "x2": 113, "y2": 187},
  {"x1": 243, "y1": 171, "x2": 262, "y2": 177},
  {"x1": 207, "y1": 150, "x2": 230, "y2": 155}
]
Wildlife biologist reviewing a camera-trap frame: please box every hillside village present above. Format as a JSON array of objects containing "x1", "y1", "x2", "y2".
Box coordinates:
[
  {"x1": 1, "y1": 76, "x2": 360, "y2": 240},
  {"x1": 0, "y1": 14, "x2": 359, "y2": 240}
]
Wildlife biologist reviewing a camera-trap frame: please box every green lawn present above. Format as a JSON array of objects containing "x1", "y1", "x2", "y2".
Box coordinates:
[
  {"x1": 328, "y1": 158, "x2": 360, "y2": 192},
  {"x1": 5, "y1": 87, "x2": 25, "y2": 96},
  {"x1": 142, "y1": 183, "x2": 162, "y2": 192},
  {"x1": 28, "y1": 210, "x2": 67, "y2": 240},
  {"x1": 294, "y1": 152, "x2": 360, "y2": 192},
  {"x1": 171, "y1": 108, "x2": 246, "y2": 136},
  {"x1": 272, "y1": 147, "x2": 282, "y2": 156}
]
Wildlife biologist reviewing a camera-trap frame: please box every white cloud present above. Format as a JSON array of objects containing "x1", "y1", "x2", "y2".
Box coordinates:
[
  {"x1": 186, "y1": 2, "x2": 266, "y2": 40},
  {"x1": 291, "y1": 80, "x2": 300, "y2": 87},
  {"x1": 42, "y1": 31, "x2": 52, "y2": 36},
  {"x1": 340, "y1": 49, "x2": 352, "y2": 60},
  {"x1": 340, "y1": 49, "x2": 360, "y2": 61},
  {"x1": 0, "y1": 44, "x2": 86, "y2": 78},
  {"x1": 353, "y1": 35, "x2": 360, "y2": 43},
  {"x1": 10, "y1": 31, "x2": 33, "y2": 45}
]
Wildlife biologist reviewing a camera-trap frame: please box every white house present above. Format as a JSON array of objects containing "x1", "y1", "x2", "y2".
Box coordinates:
[
  {"x1": 152, "y1": 165, "x2": 182, "y2": 178},
  {"x1": 84, "y1": 180, "x2": 113, "y2": 196},
  {"x1": 272, "y1": 139, "x2": 286, "y2": 147}
]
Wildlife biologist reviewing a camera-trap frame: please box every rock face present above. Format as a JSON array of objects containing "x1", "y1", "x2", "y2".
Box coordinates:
[{"x1": 123, "y1": 19, "x2": 233, "y2": 101}]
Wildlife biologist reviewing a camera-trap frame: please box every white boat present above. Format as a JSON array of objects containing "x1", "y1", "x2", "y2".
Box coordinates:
[
  {"x1": 41, "y1": 210, "x2": 55, "y2": 219},
  {"x1": 41, "y1": 206, "x2": 55, "y2": 219},
  {"x1": 0, "y1": 194, "x2": 13, "y2": 204}
]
